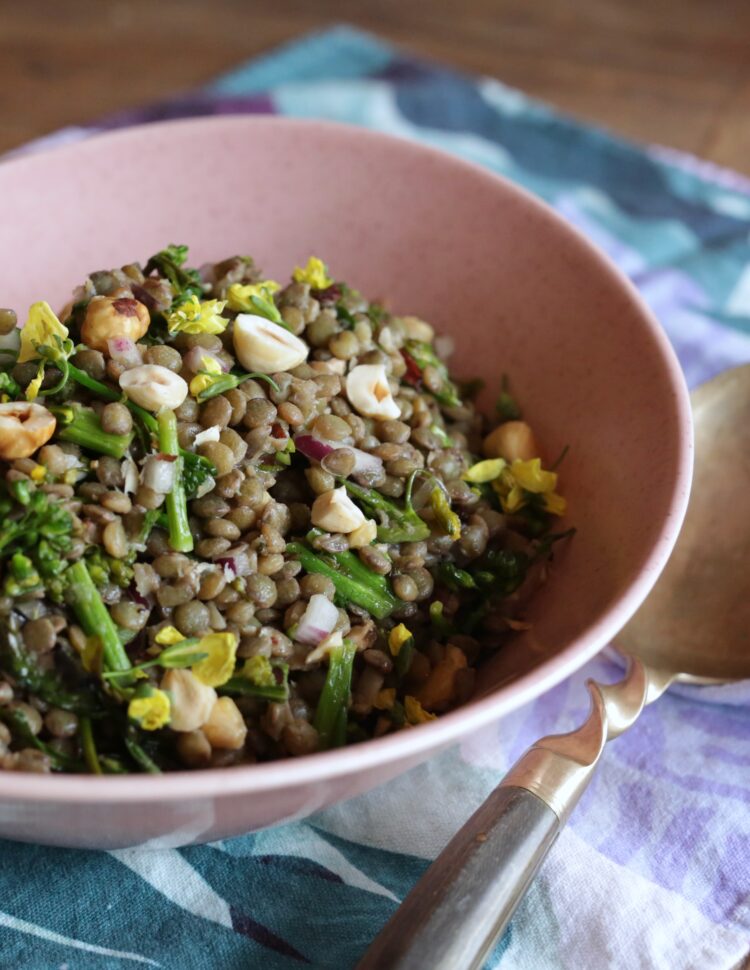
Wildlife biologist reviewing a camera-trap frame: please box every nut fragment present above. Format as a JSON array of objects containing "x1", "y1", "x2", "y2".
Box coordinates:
[
  {"x1": 161, "y1": 669, "x2": 217, "y2": 732},
  {"x1": 399, "y1": 315, "x2": 434, "y2": 342},
  {"x1": 0, "y1": 402, "x2": 56, "y2": 460},
  {"x1": 348, "y1": 518, "x2": 377, "y2": 549},
  {"x1": 345, "y1": 364, "x2": 400, "y2": 421},
  {"x1": 483, "y1": 420, "x2": 538, "y2": 462},
  {"x1": 120, "y1": 364, "x2": 188, "y2": 411},
  {"x1": 202, "y1": 697, "x2": 247, "y2": 750},
  {"x1": 311, "y1": 486, "x2": 366, "y2": 534},
  {"x1": 80, "y1": 295, "x2": 150, "y2": 353},
  {"x1": 233, "y1": 314, "x2": 308, "y2": 373}
]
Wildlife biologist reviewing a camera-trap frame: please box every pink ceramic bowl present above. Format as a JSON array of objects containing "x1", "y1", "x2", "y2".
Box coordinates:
[{"x1": 0, "y1": 117, "x2": 691, "y2": 848}]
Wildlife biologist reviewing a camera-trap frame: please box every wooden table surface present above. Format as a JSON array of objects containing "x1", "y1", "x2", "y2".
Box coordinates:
[{"x1": 2, "y1": 0, "x2": 750, "y2": 175}]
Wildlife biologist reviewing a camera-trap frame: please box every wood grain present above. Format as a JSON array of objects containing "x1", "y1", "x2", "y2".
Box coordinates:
[{"x1": 1, "y1": 0, "x2": 750, "y2": 173}]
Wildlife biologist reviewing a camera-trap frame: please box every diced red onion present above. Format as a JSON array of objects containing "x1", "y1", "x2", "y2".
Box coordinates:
[
  {"x1": 127, "y1": 582, "x2": 151, "y2": 609},
  {"x1": 294, "y1": 434, "x2": 384, "y2": 477},
  {"x1": 107, "y1": 337, "x2": 142, "y2": 369},
  {"x1": 294, "y1": 434, "x2": 335, "y2": 463},
  {"x1": 141, "y1": 454, "x2": 176, "y2": 493},
  {"x1": 295, "y1": 594, "x2": 339, "y2": 646},
  {"x1": 183, "y1": 346, "x2": 229, "y2": 375},
  {"x1": 217, "y1": 545, "x2": 253, "y2": 578}
]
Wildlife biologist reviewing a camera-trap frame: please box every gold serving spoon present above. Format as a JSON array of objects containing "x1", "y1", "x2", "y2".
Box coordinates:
[{"x1": 358, "y1": 363, "x2": 750, "y2": 970}]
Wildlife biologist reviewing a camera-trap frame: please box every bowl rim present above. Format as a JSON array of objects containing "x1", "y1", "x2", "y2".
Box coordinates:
[{"x1": 0, "y1": 115, "x2": 693, "y2": 802}]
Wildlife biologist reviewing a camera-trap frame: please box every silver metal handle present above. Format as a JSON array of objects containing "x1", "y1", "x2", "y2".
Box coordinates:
[
  {"x1": 359, "y1": 657, "x2": 671, "y2": 970},
  {"x1": 355, "y1": 784, "x2": 559, "y2": 970}
]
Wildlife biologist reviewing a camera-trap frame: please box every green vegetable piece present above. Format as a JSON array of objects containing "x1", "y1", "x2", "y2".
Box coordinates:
[
  {"x1": 430, "y1": 486, "x2": 461, "y2": 541},
  {"x1": 52, "y1": 405, "x2": 133, "y2": 459},
  {"x1": 144, "y1": 244, "x2": 203, "y2": 305},
  {"x1": 404, "y1": 340, "x2": 462, "y2": 408},
  {"x1": 395, "y1": 634, "x2": 415, "y2": 681},
  {"x1": 157, "y1": 409, "x2": 193, "y2": 553},
  {"x1": 437, "y1": 562, "x2": 477, "y2": 592},
  {"x1": 314, "y1": 638, "x2": 357, "y2": 750},
  {"x1": 286, "y1": 542, "x2": 400, "y2": 620},
  {"x1": 196, "y1": 371, "x2": 279, "y2": 403},
  {"x1": 66, "y1": 560, "x2": 133, "y2": 679},
  {"x1": 0, "y1": 371, "x2": 21, "y2": 399},
  {"x1": 80, "y1": 716, "x2": 103, "y2": 775},
  {"x1": 124, "y1": 728, "x2": 163, "y2": 774},
  {"x1": 343, "y1": 471, "x2": 430, "y2": 544}
]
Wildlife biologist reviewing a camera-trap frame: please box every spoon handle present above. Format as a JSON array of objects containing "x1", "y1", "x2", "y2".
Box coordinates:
[{"x1": 358, "y1": 657, "x2": 670, "y2": 970}]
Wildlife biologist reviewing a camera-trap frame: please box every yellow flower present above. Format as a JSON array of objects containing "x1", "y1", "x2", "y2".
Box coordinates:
[
  {"x1": 404, "y1": 695, "x2": 437, "y2": 725},
  {"x1": 30, "y1": 464, "x2": 46, "y2": 482},
  {"x1": 239, "y1": 655, "x2": 276, "y2": 688},
  {"x1": 166, "y1": 295, "x2": 228, "y2": 335},
  {"x1": 293, "y1": 256, "x2": 333, "y2": 290},
  {"x1": 154, "y1": 625, "x2": 185, "y2": 646},
  {"x1": 24, "y1": 362, "x2": 45, "y2": 402},
  {"x1": 463, "y1": 458, "x2": 506, "y2": 484},
  {"x1": 189, "y1": 355, "x2": 223, "y2": 398},
  {"x1": 192, "y1": 631, "x2": 238, "y2": 688},
  {"x1": 226, "y1": 280, "x2": 281, "y2": 313},
  {"x1": 128, "y1": 688, "x2": 171, "y2": 731},
  {"x1": 388, "y1": 624, "x2": 413, "y2": 657},
  {"x1": 74, "y1": 634, "x2": 102, "y2": 674},
  {"x1": 490, "y1": 458, "x2": 567, "y2": 517},
  {"x1": 373, "y1": 688, "x2": 396, "y2": 711},
  {"x1": 18, "y1": 302, "x2": 69, "y2": 364},
  {"x1": 509, "y1": 458, "x2": 557, "y2": 494},
  {"x1": 430, "y1": 486, "x2": 461, "y2": 541}
]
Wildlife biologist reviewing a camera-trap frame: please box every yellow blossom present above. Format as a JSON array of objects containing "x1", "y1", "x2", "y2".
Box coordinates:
[
  {"x1": 463, "y1": 458, "x2": 506, "y2": 484},
  {"x1": 18, "y1": 302, "x2": 69, "y2": 364},
  {"x1": 192, "y1": 631, "x2": 238, "y2": 688},
  {"x1": 154, "y1": 625, "x2": 185, "y2": 646},
  {"x1": 430, "y1": 486, "x2": 461, "y2": 541},
  {"x1": 166, "y1": 295, "x2": 228, "y2": 335},
  {"x1": 404, "y1": 695, "x2": 437, "y2": 725},
  {"x1": 24, "y1": 362, "x2": 45, "y2": 402},
  {"x1": 292, "y1": 256, "x2": 333, "y2": 290},
  {"x1": 509, "y1": 458, "x2": 558, "y2": 494},
  {"x1": 189, "y1": 355, "x2": 223, "y2": 398},
  {"x1": 128, "y1": 688, "x2": 171, "y2": 731},
  {"x1": 239, "y1": 655, "x2": 276, "y2": 688},
  {"x1": 489, "y1": 457, "x2": 567, "y2": 517},
  {"x1": 388, "y1": 624, "x2": 413, "y2": 657},
  {"x1": 74, "y1": 634, "x2": 102, "y2": 674},
  {"x1": 30, "y1": 464, "x2": 46, "y2": 482},
  {"x1": 226, "y1": 280, "x2": 281, "y2": 313},
  {"x1": 374, "y1": 688, "x2": 396, "y2": 711}
]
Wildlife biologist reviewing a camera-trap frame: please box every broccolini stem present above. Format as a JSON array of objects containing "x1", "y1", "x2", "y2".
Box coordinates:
[
  {"x1": 286, "y1": 542, "x2": 399, "y2": 619},
  {"x1": 79, "y1": 717, "x2": 103, "y2": 775},
  {"x1": 157, "y1": 409, "x2": 193, "y2": 553},
  {"x1": 197, "y1": 371, "x2": 279, "y2": 402},
  {"x1": 219, "y1": 678, "x2": 289, "y2": 703},
  {"x1": 52, "y1": 406, "x2": 133, "y2": 459},
  {"x1": 343, "y1": 473, "x2": 430, "y2": 543},
  {"x1": 66, "y1": 560, "x2": 132, "y2": 677},
  {"x1": 314, "y1": 638, "x2": 356, "y2": 750}
]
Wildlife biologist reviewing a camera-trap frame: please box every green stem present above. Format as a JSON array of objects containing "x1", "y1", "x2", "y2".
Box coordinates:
[
  {"x1": 285, "y1": 542, "x2": 399, "y2": 619},
  {"x1": 306, "y1": 529, "x2": 390, "y2": 592},
  {"x1": 314, "y1": 638, "x2": 356, "y2": 750},
  {"x1": 52, "y1": 406, "x2": 133, "y2": 459},
  {"x1": 157, "y1": 409, "x2": 193, "y2": 553},
  {"x1": 66, "y1": 560, "x2": 133, "y2": 677},
  {"x1": 124, "y1": 731, "x2": 162, "y2": 774},
  {"x1": 219, "y1": 678, "x2": 289, "y2": 703},
  {"x1": 79, "y1": 716, "x2": 103, "y2": 775},
  {"x1": 197, "y1": 371, "x2": 279, "y2": 402},
  {"x1": 343, "y1": 473, "x2": 430, "y2": 543}
]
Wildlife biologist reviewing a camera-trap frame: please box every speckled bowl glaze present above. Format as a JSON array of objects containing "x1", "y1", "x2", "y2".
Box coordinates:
[{"x1": 0, "y1": 117, "x2": 692, "y2": 849}]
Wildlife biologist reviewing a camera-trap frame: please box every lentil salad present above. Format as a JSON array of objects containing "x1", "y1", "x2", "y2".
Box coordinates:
[{"x1": 0, "y1": 247, "x2": 571, "y2": 774}]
